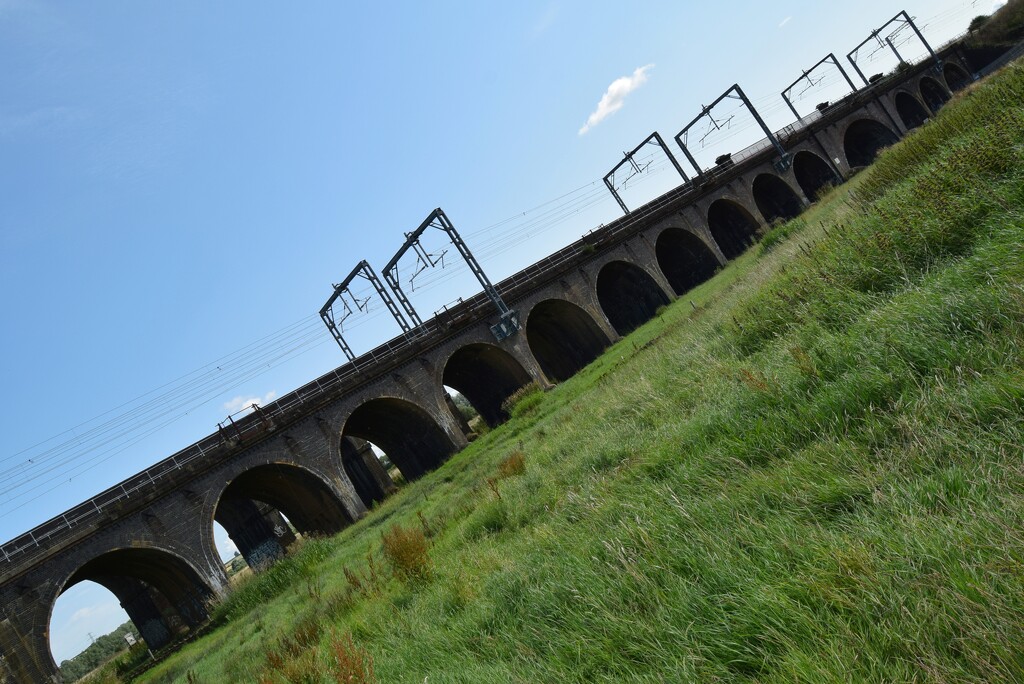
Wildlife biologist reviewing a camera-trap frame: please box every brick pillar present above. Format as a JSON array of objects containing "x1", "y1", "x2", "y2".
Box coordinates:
[
  {"x1": 341, "y1": 438, "x2": 396, "y2": 507},
  {"x1": 215, "y1": 499, "x2": 293, "y2": 571}
]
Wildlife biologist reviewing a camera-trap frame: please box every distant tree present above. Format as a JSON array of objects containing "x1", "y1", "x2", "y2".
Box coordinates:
[
  {"x1": 59, "y1": 621, "x2": 139, "y2": 681},
  {"x1": 969, "y1": 14, "x2": 990, "y2": 32},
  {"x1": 450, "y1": 391, "x2": 478, "y2": 421}
]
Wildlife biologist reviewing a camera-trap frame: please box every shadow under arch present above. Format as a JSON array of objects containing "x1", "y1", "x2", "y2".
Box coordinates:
[
  {"x1": 707, "y1": 199, "x2": 760, "y2": 260},
  {"x1": 920, "y1": 75, "x2": 950, "y2": 114},
  {"x1": 943, "y1": 62, "x2": 971, "y2": 92},
  {"x1": 596, "y1": 260, "x2": 670, "y2": 336},
  {"x1": 51, "y1": 547, "x2": 216, "y2": 659},
  {"x1": 215, "y1": 462, "x2": 352, "y2": 570},
  {"x1": 655, "y1": 227, "x2": 718, "y2": 295},
  {"x1": 526, "y1": 299, "x2": 611, "y2": 383},
  {"x1": 792, "y1": 151, "x2": 838, "y2": 202},
  {"x1": 843, "y1": 118, "x2": 899, "y2": 168},
  {"x1": 443, "y1": 343, "x2": 533, "y2": 427},
  {"x1": 894, "y1": 91, "x2": 930, "y2": 130},
  {"x1": 751, "y1": 173, "x2": 803, "y2": 223},
  {"x1": 342, "y1": 397, "x2": 455, "y2": 481}
]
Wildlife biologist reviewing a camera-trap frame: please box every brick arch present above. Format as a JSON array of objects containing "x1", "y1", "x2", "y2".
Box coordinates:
[
  {"x1": 842, "y1": 118, "x2": 899, "y2": 168},
  {"x1": 441, "y1": 342, "x2": 534, "y2": 427},
  {"x1": 792, "y1": 150, "x2": 839, "y2": 201},
  {"x1": 44, "y1": 545, "x2": 218, "y2": 673},
  {"x1": 751, "y1": 173, "x2": 804, "y2": 224},
  {"x1": 341, "y1": 396, "x2": 456, "y2": 481},
  {"x1": 211, "y1": 460, "x2": 352, "y2": 570},
  {"x1": 706, "y1": 197, "x2": 761, "y2": 259},
  {"x1": 525, "y1": 298, "x2": 611, "y2": 382},
  {"x1": 893, "y1": 90, "x2": 930, "y2": 130},
  {"x1": 919, "y1": 74, "x2": 950, "y2": 114},
  {"x1": 595, "y1": 260, "x2": 670, "y2": 336},
  {"x1": 654, "y1": 223, "x2": 720, "y2": 295},
  {"x1": 942, "y1": 61, "x2": 971, "y2": 92}
]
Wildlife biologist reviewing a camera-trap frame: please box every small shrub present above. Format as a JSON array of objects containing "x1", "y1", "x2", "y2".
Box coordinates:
[
  {"x1": 497, "y1": 451, "x2": 526, "y2": 479},
  {"x1": 329, "y1": 631, "x2": 376, "y2": 684},
  {"x1": 381, "y1": 523, "x2": 431, "y2": 580}
]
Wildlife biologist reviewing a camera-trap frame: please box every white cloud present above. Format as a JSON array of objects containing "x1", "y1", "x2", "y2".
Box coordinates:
[
  {"x1": 223, "y1": 390, "x2": 277, "y2": 414},
  {"x1": 69, "y1": 603, "x2": 119, "y2": 625},
  {"x1": 779, "y1": 16, "x2": 792, "y2": 28},
  {"x1": 214, "y1": 523, "x2": 239, "y2": 561},
  {"x1": 0, "y1": 105, "x2": 88, "y2": 140},
  {"x1": 578, "y1": 64, "x2": 654, "y2": 136},
  {"x1": 530, "y1": 3, "x2": 559, "y2": 39}
]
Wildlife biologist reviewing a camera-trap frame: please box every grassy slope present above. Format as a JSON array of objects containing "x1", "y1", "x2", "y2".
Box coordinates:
[{"x1": 133, "y1": 63, "x2": 1024, "y2": 684}]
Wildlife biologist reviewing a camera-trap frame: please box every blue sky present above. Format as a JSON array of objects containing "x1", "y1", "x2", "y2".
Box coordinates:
[{"x1": 0, "y1": 0, "x2": 991, "y2": 665}]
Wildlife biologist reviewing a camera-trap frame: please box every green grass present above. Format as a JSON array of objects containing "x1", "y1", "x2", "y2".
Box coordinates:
[{"x1": 128, "y1": 61, "x2": 1024, "y2": 683}]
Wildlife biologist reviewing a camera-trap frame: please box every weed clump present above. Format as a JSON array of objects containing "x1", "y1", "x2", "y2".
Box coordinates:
[
  {"x1": 381, "y1": 523, "x2": 431, "y2": 581},
  {"x1": 497, "y1": 450, "x2": 526, "y2": 479},
  {"x1": 329, "y1": 631, "x2": 376, "y2": 684}
]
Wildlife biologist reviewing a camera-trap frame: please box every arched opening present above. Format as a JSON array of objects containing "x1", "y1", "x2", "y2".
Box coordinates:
[
  {"x1": 51, "y1": 547, "x2": 215, "y2": 665},
  {"x1": 342, "y1": 398, "x2": 455, "y2": 481},
  {"x1": 751, "y1": 174, "x2": 804, "y2": 224},
  {"x1": 843, "y1": 119, "x2": 899, "y2": 168},
  {"x1": 707, "y1": 199, "x2": 760, "y2": 260},
  {"x1": 526, "y1": 299, "x2": 611, "y2": 382},
  {"x1": 655, "y1": 227, "x2": 719, "y2": 295},
  {"x1": 341, "y1": 437, "x2": 395, "y2": 508},
  {"x1": 443, "y1": 343, "x2": 533, "y2": 427},
  {"x1": 894, "y1": 91, "x2": 930, "y2": 130},
  {"x1": 919, "y1": 76, "x2": 949, "y2": 114},
  {"x1": 596, "y1": 261, "x2": 670, "y2": 336},
  {"x1": 792, "y1": 151, "x2": 838, "y2": 201},
  {"x1": 216, "y1": 463, "x2": 352, "y2": 569},
  {"x1": 49, "y1": 582, "x2": 134, "y2": 675},
  {"x1": 943, "y1": 62, "x2": 971, "y2": 92}
]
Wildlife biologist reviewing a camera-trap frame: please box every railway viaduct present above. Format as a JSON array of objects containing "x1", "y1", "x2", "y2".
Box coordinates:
[{"x1": 0, "y1": 47, "x2": 978, "y2": 683}]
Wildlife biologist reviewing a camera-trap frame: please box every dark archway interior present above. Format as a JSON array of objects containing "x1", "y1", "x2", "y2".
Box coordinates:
[
  {"x1": 920, "y1": 76, "x2": 950, "y2": 114},
  {"x1": 707, "y1": 199, "x2": 760, "y2": 260},
  {"x1": 60, "y1": 549, "x2": 214, "y2": 653},
  {"x1": 752, "y1": 174, "x2": 804, "y2": 224},
  {"x1": 943, "y1": 62, "x2": 971, "y2": 92},
  {"x1": 843, "y1": 119, "x2": 899, "y2": 168},
  {"x1": 219, "y1": 463, "x2": 352, "y2": 541},
  {"x1": 443, "y1": 343, "x2": 533, "y2": 427},
  {"x1": 343, "y1": 398, "x2": 455, "y2": 481},
  {"x1": 895, "y1": 92, "x2": 930, "y2": 130},
  {"x1": 340, "y1": 437, "x2": 394, "y2": 508},
  {"x1": 596, "y1": 261, "x2": 670, "y2": 336},
  {"x1": 655, "y1": 228, "x2": 719, "y2": 295},
  {"x1": 792, "y1": 151, "x2": 837, "y2": 201},
  {"x1": 526, "y1": 299, "x2": 611, "y2": 382}
]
